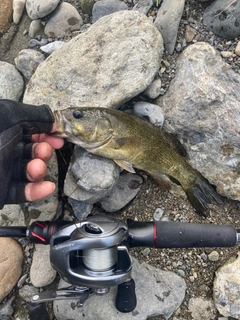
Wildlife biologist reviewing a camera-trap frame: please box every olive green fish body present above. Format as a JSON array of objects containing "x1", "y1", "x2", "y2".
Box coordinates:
[{"x1": 54, "y1": 107, "x2": 222, "y2": 215}]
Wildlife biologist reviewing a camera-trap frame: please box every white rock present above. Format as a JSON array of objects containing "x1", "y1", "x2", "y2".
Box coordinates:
[
  {"x1": 144, "y1": 77, "x2": 162, "y2": 99},
  {"x1": 40, "y1": 41, "x2": 66, "y2": 54},
  {"x1": 13, "y1": 0, "x2": 26, "y2": 24},
  {"x1": 133, "y1": 101, "x2": 164, "y2": 128},
  {"x1": 235, "y1": 41, "x2": 240, "y2": 56},
  {"x1": 26, "y1": 0, "x2": 60, "y2": 20}
]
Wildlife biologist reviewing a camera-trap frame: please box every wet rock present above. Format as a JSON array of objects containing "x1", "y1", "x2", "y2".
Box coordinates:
[
  {"x1": 53, "y1": 257, "x2": 186, "y2": 320},
  {"x1": 81, "y1": 0, "x2": 95, "y2": 15},
  {"x1": 92, "y1": 0, "x2": 128, "y2": 23},
  {"x1": 189, "y1": 297, "x2": 217, "y2": 319},
  {"x1": 154, "y1": 0, "x2": 185, "y2": 54},
  {"x1": 99, "y1": 173, "x2": 143, "y2": 212},
  {"x1": 26, "y1": 0, "x2": 60, "y2": 20},
  {"x1": 30, "y1": 244, "x2": 56, "y2": 287},
  {"x1": 23, "y1": 11, "x2": 163, "y2": 110},
  {"x1": 15, "y1": 49, "x2": 45, "y2": 80},
  {"x1": 0, "y1": 0, "x2": 13, "y2": 33},
  {"x1": 213, "y1": 253, "x2": 240, "y2": 318},
  {"x1": 44, "y1": 2, "x2": 83, "y2": 38},
  {"x1": 203, "y1": 0, "x2": 240, "y2": 39},
  {"x1": 0, "y1": 61, "x2": 24, "y2": 101},
  {"x1": 133, "y1": 101, "x2": 164, "y2": 127},
  {"x1": 156, "y1": 42, "x2": 240, "y2": 201},
  {"x1": 0, "y1": 238, "x2": 23, "y2": 302},
  {"x1": 64, "y1": 147, "x2": 120, "y2": 204}
]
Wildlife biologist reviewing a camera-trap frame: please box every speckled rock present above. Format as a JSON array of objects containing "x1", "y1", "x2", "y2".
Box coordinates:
[{"x1": 23, "y1": 11, "x2": 163, "y2": 110}]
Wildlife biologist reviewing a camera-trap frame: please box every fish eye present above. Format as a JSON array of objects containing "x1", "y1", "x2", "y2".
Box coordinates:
[{"x1": 73, "y1": 110, "x2": 83, "y2": 119}]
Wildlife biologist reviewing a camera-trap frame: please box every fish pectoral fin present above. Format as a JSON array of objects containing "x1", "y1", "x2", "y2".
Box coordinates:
[
  {"x1": 153, "y1": 174, "x2": 172, "y2": 190},
  {"x1": 114, "y1": 160, "x2": 136, "y2": 173}
]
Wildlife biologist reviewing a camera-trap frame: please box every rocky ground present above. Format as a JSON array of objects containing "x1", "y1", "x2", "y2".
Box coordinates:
[{"x1": 1, "y1": 0, "x2": 240, "y2": 319}]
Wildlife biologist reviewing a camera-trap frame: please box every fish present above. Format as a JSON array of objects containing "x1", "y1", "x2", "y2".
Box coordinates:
[{"x1": 53, "y1": 107, "x2": 222, "y2": 215}]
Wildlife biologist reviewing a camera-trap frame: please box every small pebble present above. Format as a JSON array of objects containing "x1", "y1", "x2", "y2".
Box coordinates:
[
  {"x1": 208, "y1": 251, "x2": 219, "y2": 262},
  {"x1": 220, "y1": 51, "x2": 233, "y2": 58}
]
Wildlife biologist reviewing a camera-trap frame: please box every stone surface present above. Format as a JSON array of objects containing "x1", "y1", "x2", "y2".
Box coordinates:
[
  {"x1": 133, "y1": 0, "x2": 153, "y2": 15},
  {"x1": 54, "y1": 257, "x2": 186, "y2": 320},
  {"x1": 154, "y1": 0, "x2": 185, "y2": 54},
  {"x1": 0, "y1": 61, "x2": 24, "y2": 101},
  {"x1": 156, "y1": 42, "x2": 240, "y2": 201},
  {"x1": 213, "y1": 253, "x2": 240, "y2": 318},
  {"x1": 44, "y1": 2, "x2": 83, "y2": 38},
  {"x1": 0, "y1": 0, "x2": 13, "y2": 33},
  {"x1": 133, "y1": 101, "x2": 164, "y2": 127},
  {"x1": 81, "y1": 0, "x2": 95, "y2": 15},
  {"x1": 40, "y1": 41, "x2": 66, "y2": 54},
  {"x1": 30, "y1": 244, "x2": 56, "y2": 287},
  {"x1": 26, "y1": 0, "x2": 60, "y2": 20},
  {"x1": 64, "y1": 147, "x2": 120, "y2": 204},
  {"x1": 235, "y1": 41, "x2": 240, "y2": 56},
  {"x1": 23, "y1": 11, "x2": 163, "y2": 110},
  {"x1": 143, "y1": 77, "x2": 162, "y2": 99},
  {"x1": 13, "y1": 0, "x2": 26, "y2": 24},
  {"x1": 203, "y1": 0, "x2": 240, "y2": 39},
  {"x1": 0, "y1": 296, "x2": 14, "y2": 320},
  {"x1": 28, "y1": 19, "x2": 44, "y2": 38},
  {"x1": 189, "y1": 297, "x2": 217, "y2": 319},
  {"x1": 99, "y1": 173, "x2": 143, "y2": 212},
  {"x1": 0, "y1": 238, "x2": 23, "y2": 302},
  {"x1": 92, "y1": 0, "x2": 128, "y2": 23},
  {"x1": 14, "y1": 49, "x2": 45, "y2": 79}
]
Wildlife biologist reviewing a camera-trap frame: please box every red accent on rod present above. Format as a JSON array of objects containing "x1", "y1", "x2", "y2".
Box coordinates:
[
  {"x1": 153, "y1": 222, "x2": 157, "y2": 248},
  {"x1": 31, "y1": 232, "x2": 46, "y2": 242},
  {"x1": 34, "y1": 221, "x2": 46, "y2": 228},
  {"x1": 50, "y1": 223, "x2": 54, "y2": 238}
]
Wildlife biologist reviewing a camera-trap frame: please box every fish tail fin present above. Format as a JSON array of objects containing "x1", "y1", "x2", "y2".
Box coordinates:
[{"x1": 185, "y1": 177, "x2": 223, "y2": 216}]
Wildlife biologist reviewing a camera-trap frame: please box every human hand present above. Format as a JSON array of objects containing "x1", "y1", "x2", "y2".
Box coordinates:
[{"x1": 0, "y1": 99, "x2": 64, "y2": 209}]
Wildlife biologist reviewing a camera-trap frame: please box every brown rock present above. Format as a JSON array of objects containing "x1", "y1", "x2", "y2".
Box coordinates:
[
  {"x1": 185, "y1": 25, "x2": 197, "y2": 42},
  {"x1": 0, "y1": 238, "x2": 23, "y2": 302},
  {"x1": 0, "y1": 0, "x2": 13, "y2": 33}
]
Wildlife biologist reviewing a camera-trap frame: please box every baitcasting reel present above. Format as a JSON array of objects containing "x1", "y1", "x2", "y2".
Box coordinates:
[{"x1": 0, "y1": 215, "x2": 240, "y2": 320}]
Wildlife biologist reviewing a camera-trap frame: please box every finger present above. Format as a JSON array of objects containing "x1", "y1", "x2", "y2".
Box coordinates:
[
  {"x1": 32, "y1": 133, "x2": 64, "y2": 149},
  {"x1": 26, "y1": 159, "x2": 48, "y2": 182},
  {"x1": 31, "y1": 142, "x2": 53, "y2": 161},
  {"x1": 25, "y1": 181, "x2": 56, "y2": 202}
]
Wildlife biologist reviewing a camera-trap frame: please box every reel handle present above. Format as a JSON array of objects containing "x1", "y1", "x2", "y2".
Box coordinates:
[{"x1": 116, "y1": 279, "x2": 137, "y2": 313}]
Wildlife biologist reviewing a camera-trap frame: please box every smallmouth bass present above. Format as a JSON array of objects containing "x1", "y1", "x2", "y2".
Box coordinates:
[{"x1": 53, "y1": 107, "x2": 222, "y2": 215}]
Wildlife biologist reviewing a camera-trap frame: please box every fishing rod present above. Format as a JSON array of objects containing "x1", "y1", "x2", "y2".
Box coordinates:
[{"x1": 0, "y1": 216, "x2": 239, "y2": 320}]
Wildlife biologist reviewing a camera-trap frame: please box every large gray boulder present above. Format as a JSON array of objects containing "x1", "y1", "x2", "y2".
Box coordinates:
[
  {"x1": 23, "y1": 10, "x2": 163, "y2": 110},
  {"x1": 156, "y1": 42, "x2": 240, "y2": 201}
]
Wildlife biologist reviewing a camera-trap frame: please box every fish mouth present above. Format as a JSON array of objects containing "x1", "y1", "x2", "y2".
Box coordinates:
[{"x1": 53, "y1": 110, "x2": 73, "y2": 138}]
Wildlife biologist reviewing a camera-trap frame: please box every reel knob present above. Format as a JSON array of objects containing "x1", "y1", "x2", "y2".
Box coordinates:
[{"x1": 116, "y1": 279, "x2": 137, "y2": 313}]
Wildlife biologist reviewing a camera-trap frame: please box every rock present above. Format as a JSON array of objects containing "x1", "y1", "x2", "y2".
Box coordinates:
[
  {"x1": 92, "y1": 0, "x2": 128, "y2": 23},
  {"x1": 235, "y1": 41, "x2": 240, "y2": 56},
  {"x1": 68, "y1": 198, "x2": 93, "y2": 220},
  {"x1": 30, "y1": 244, "x2": 56, "y2": 287},
  {"x1": 133, "y1": 101, "x2": 164, "y2": 127},
  {"x1": 18, "y1": 285, "x2": 39, "y2": 302},
  {"x1": 28, "y1": 38, "x2": 48, "y2": 48},
  {"x1": 13, "y1": 0, "x2": 26, "y2": 24},
  {"x1": 154, "y1": 0, "x2": 185, "y2": 54},
  {"x1": 64, "y1": 147, "x2": 120, "y2": 204},
  {"x1": 44, "y1": 2, "x2": 83, "y2": 38},
  {"x1": 0, "y1": 61, "x2": 24, "y2": 101},
  {"x1": 0, "y1": 0, "x2": 13, "y2": 33},
  {"x1": 156, "y1": 42, "x2": 240, "y2": 201},
  {"x1": 213, "y1": 253, "x2": 240, "y2": 318},
  {"x1": 26, "y1": 0, "x2": 60, "y2": 20},
  {"x1": 53, "y1": 257, "x2": 186, "y2": 320},
  {"x1": 99, "y1": 173, "x2": 143, "y2": 212},
  {"x1": 0, "y1": 296, "x2": 14, "y2": 320},
  {"x1": 0, "y1": 204, "x2": 25, "y2": 226},
  {"x1": 29, "y1": 19, "x2": 44, "y2": 38},
  {"x1": 23, "y1": 11, "x2": 163, "y2": 110},
  {"x1": 40, "y1": 41, "x2": 65, "y2": 54},
  {"x1": 143, "y1": 78, "x2": 162, "y2": 99},
  {"x1": 189, "y1": 297, "x2": 217, "y2": 319},
  {"x1": 14, "y1": 49, "x2": 45, "y2": 80},
  {"x1": 133, "y1": 0, "x2": 153, "y2": 15},
  {"x1": 203, "y1": 0, "x2": 240, "y2": 39},
  {"x1": 0, "y1": 238, "x2": 23, "y2": 302},
  {"x1": 220, "y1": 50, "x2": 233, "y2": 58},
  {"x1": 208, "y1": 251, "x2": 220, "y2": 262},
  {"x1": 81, "y1": 0, "x2": 95, "y2": 15},
  {"x1": 185, "y1": 25, "x2": 197, "y2": 42}
]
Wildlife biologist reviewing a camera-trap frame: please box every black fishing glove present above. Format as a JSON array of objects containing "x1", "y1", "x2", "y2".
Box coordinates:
[{"x1": 0, "y1": 99, "x2": 55, "y2": 209}]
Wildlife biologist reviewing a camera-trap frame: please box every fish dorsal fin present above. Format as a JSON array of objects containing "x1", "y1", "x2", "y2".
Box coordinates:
[{"x1": 114, "y1": 160, "x2": 136, "y2": 173}]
